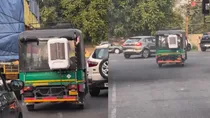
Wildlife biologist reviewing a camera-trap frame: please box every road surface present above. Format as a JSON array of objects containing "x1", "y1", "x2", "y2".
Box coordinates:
[
  {"x1": 109, "y1": 51, "x2": 210, "y2": 118},
  {"x1": 21, "y1": 92, "x2": 108, "y2": 118}
]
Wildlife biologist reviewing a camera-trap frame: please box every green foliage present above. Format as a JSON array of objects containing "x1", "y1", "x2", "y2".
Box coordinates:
[
  {"x1": 109, "y1": 0, "x2": 184, "y2": 37},
  {"x1": 39, "y1": 0, "x2": 108, "y2": 44},
  {"x1": 39, "y1": 0, "x2": 183, "y2": 43}
]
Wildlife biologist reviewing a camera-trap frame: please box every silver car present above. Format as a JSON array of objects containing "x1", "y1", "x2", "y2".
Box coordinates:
[
  {"x1": 122, "y1": 36, "x2": 156, "y2": 58},
  {"x1": 99, "y1": 41, "x2": 123, "y2": 54}
]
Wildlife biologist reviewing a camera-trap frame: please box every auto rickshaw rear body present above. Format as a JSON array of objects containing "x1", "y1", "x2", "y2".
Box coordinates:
[
  {"x1": 155, "y1": 30, "x2": 187, "y2": 67},
  {"x1": 19, "y1": 28, "x2": 88, "y2": 111}
]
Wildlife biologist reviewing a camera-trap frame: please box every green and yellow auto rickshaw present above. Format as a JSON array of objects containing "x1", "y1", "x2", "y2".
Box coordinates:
[
  {"x1": 19, "y1": 28, "x2": 88, "y2": 111},
  {"x1": 155, "y1": 30, "x2": 187, "y2": 67}
]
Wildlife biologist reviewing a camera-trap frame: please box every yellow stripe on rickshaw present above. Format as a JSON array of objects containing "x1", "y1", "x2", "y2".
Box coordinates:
[{"x1": 25, "y1": 79, "x2": 84, "y2": 83}]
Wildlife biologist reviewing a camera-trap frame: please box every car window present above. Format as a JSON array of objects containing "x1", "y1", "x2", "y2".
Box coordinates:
[
  {"x1": 125, "y1": 38, "x2": 141, "y2": 43},
  {"x1": 202, "y1": 35, "x2": 210, "y2": 40},
  {"x1": 145, "y1": 38, "x2": 152, "y2": 42},
  {"x1": 92, "y1": 48, "x2": 108, "y2": 59}
]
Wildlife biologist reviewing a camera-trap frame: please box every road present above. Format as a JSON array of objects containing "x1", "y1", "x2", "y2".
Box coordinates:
[
  {"x1": 21, "y1": 91, "x2": 108, "y2": 118},
  {"x1": 109, "y1": 51, "x2": 210, "y2": 118}
]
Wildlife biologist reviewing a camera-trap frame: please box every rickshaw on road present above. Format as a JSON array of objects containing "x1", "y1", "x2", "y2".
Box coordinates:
[
  {"x1": 155, "y1": 30, "x2": 187, "y2": 67},
  {"x1": 19, "y1": 28, "x2": 88, "y2": 111}
]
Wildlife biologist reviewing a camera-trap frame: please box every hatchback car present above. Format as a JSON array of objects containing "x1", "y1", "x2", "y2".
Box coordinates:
[
  {"x1": 122, "y1": 36, "x2": 156, "y2": 58},
  {"x1": 87, "y1": 44, "x2": 108, "y2": 97},
  {"x1": 0, "y1": 76, "x2": 24, "y2": 118}
]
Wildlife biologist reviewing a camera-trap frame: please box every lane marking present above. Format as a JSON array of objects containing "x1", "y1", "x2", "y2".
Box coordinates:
[{"x1": 111, "y1": 83, "x2": 117, "y2": 118}]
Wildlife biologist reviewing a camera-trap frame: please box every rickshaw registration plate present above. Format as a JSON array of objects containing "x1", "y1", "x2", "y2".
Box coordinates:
[{"x1": 104, "y1": 83, "x2": 108, "y2": 87}]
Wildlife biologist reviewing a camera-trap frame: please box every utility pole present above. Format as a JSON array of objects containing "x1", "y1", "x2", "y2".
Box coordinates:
[{"x1": 186, "y1": 0, "x2": 192, "y2": 39}]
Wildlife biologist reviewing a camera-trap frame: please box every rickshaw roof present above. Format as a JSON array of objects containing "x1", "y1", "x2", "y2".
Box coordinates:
[
  {"x1": 130, "y1": 36, "x2": 154, "y2": 39},
  {"x1": 155, "y1": 30, "x2": 185, "y2": 35},
  {"x1": 19, "y1": 28, "x2": 82, "y2": 40}
]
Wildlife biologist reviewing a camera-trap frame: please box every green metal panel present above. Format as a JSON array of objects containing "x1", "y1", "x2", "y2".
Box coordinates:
[
  {"x1": 156, "y1": 49, "x2": 185, "y2": 55},
  {"x1": 19, "y1": 69, "x2": 84, "y2": 82}
]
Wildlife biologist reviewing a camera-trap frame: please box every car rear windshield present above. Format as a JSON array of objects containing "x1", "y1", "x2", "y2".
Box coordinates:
[
  {"x1": 125, "y1": 38, "x2": 141, "y2": 43},
  {"x1": 201, "y1": 35, "x2": 210, "y2": 40},
  {"x1": 92, "y1": 48, "x2": 108, "y2": 59}
]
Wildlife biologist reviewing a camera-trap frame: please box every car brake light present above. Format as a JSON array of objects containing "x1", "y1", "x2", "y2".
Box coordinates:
[
  {"x1": 87, "y1": 60, "x2": 98, "y2": 67},
  {"x1": 136, "y1": 42, "x2": 142, "y2": 46},
  {"x1": 122, "y1": 44, "x2": 126, "y2": 46}
]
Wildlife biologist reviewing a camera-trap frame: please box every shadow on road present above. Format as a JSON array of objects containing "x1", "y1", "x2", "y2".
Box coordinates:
[{"x1": 124, "y1": 55, "x2": 156, "y2": 59}]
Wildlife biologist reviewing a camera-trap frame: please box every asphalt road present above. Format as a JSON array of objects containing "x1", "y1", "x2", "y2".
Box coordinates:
[
  {"x1": 21, "y1": 91, "x2": 108, "y2": 118},
  {"x1": 109, "y1": 51, "x2": 210, "y2": 118}
]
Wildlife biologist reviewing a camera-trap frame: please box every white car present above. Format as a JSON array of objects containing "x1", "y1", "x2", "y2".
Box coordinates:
[
  {"x1": 87, "y1": 44, "x2": 108, "y2": 97},
  {"x1": 186, "y1": 40, "x2": 192, "y2": 51}
]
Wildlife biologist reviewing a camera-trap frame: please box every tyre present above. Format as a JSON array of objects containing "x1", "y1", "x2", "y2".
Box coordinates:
[
  {"x1": 89, "y1": 88, "x2": 100, "y2": 97},
  {"x1": 15, "y1": 91, "x2": 21, "y2": 100},
  {"x1": 187, "y1": 44, "x2": 191, "y2": 51},
  {"x1": 114, "y1": 48, "x2": 120, "y2": 54},
  {"x1": 142, "y1": 49, "x2": 150, "y2": 58},
  {"x1": 18, "y1": 113, "x2": 23, "y2": 118},
  {"x1": 124, "y1": 54, "x2": 130, "y2": 59},
  {"x1": 201, "y1": 47, "x2": 206, "y2": 52},
  {"x1": 158, "y1": 64, "x2": 162, "y2": 68},
  {"x1": 77, "y1": 94, "x2": 85, "y2": 109},
  {"x1": 99, "y1": 58, "x2": 108, "y2": 80},
  {"x1": 78, "y1": 104, "x2": 84, "y2": 109},
  {"x1": 26, "y1": 104, "x2": 35, "y2": 111},
  {"x1": 181, "y1": 63, "x2": 184, "y2": 67}
]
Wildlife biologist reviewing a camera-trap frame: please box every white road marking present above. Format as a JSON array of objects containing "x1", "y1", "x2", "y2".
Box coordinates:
[{"x1": 111, "y1": 83, "x2": 117, "y2": 118}]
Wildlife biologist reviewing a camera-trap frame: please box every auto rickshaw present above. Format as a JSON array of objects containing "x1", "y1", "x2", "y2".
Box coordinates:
[
  {"x1": 155, "y1": 30, "x2": 187, "y2": 67},
  {"x1": 19, "y1": 28, "x2": 88, "y2": 111}
]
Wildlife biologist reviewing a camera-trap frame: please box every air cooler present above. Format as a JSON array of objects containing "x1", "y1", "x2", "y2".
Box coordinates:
[
  {"x1": 167, "y1": 35, "x2": 178, "y2": 49},
  {"x1": 47, "y1": 38, "x2": 70, "y2": 69}
]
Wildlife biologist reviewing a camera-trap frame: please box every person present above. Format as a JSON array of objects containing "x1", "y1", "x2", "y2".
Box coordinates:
[{"x1": 73, "y1": 32, "x2": 80, "y2": 46}]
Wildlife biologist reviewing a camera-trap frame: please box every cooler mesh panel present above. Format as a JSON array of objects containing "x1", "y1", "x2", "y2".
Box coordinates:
[
  {"x1": 169, "y1": 37, "x2": 176, "y2": 45},
  {"x1": 50, "y1": 43, "x2": 65, "y2": 60}
]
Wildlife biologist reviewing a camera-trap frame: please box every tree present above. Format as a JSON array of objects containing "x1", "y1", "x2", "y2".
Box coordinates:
[
  {"x1": 108, "y1": 0, "x2": 184, "y2": 37},
  {"x1": 39, "y1": 0, "x2": 108, "y2": 44}
]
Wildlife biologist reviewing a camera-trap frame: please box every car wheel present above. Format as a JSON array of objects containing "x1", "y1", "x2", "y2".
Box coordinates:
[
  {"x1": 142, "y1": 49, "x2": 150, "y2": 58},
  {"x1": 187, "y1": 44, "x2": 191, "y2": 51},
  {"x1": 201, "y1": 47, "x2": 206, "y2": 52},
  {"x1": 124, "y1": 54, "x2": 130, "y2": 59},
  {"x1": 99, "y1": 58, "x2": 108, "y2": 80},
  {"x1": 114, "y1": 48, "x2": 120, "y2": 54},
  {"x1": 26, "y1": 104, "x2": 35, "y2": 111},
  {"x1": 89, "y1": 88, "x2": 100, "y2": 97}
]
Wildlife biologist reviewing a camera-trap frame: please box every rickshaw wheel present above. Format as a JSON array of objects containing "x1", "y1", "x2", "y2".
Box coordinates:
[
  {"x1": 181, "y1": 63, "x2": 184, "y2": 67},
  {"x1": 26, "y1": 104, "x2": 35, "y2": 111},
  {"x1": 158, "y1": 64, "x2": 162, "y2": 68}
]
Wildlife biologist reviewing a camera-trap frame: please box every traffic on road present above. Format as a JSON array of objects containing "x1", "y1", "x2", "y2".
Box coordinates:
[{"x1": 109, "y1": 50, "x2": 210, "y2": 118}]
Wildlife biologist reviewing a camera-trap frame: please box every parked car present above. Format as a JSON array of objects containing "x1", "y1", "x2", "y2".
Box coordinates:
[
  {"x1": 99, "y1": 41, "x2": 123, "y2": 54},
  {"x1": 0, "y1": 75, "x2": 24, "y2": 118},
  {"x1": 87, "y1": 44, "x2": 108, "y2": 97},
  {"x1": 186, "y1": 40, "x2": 192, "y2": 51},
  {"x1": 122, "y1": 36, "x2": 156, "y2": 58},
  {"x1": 199, "y1": 34, "x2": 210, "y2": 51}
]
